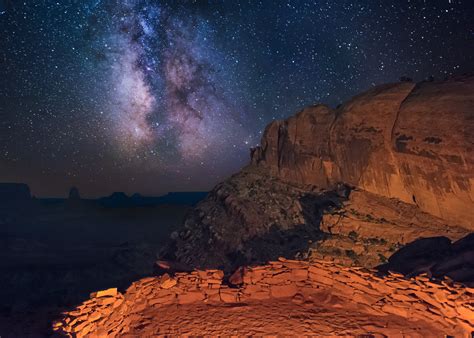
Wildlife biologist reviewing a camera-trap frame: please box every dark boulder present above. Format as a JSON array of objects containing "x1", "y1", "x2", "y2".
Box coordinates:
[
  {"x1": 378, "y1": 234, "x2": 474, "y2": 286},
  {"x1": 383, "y1": 236, "x2": 452, "y2": 275}
]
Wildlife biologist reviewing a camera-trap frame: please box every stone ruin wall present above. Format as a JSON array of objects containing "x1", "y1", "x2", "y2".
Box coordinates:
[{"x1": 54, "y1": 258, "x2": 474, "y2": 337}]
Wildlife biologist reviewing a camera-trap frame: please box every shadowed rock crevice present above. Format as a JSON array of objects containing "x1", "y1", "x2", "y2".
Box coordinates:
[
  {"x1": 389, "y1": 81, "x2": 418, "y2": 145},
  {"x1": 378, "y1": 234, "x2": 474, "y2": 286}
]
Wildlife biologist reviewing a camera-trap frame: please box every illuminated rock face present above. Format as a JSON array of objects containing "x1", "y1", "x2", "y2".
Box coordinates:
[
  {"x1": 252, "y1": 76, "x2": 474, "y2": 229},
  {"x1": 164, "y1": 76, "x2": 473, "y2": 271},
  {"x1": 53, "y1": 258, "x2": 474, "y2": 336}
]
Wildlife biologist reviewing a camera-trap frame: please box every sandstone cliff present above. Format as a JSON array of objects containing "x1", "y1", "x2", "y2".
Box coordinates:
[
  {"x1": 251, "y1": 76, "x2": 474, "y2": 229},
  {"x1": 162, "y1": 76, "x2": 473, "y2": 271}
]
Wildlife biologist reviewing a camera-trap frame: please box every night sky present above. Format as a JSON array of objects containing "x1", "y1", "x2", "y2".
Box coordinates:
[{"x1": 1, "y1": 0, "x2": 473, "y2": 197}]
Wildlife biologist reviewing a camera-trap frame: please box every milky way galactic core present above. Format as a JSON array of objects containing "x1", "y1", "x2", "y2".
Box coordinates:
[
  {"x1": 102, "y1": 2, "x2": 249, "y2": 162},
  {"x1": 1, "y1": 0, "x2": 473, "y2": 196}
]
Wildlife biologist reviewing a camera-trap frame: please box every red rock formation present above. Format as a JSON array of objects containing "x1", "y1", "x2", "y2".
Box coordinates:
[
  {"x1": 163, "y1": 76, "x2": 472, "y2": 271},
  {"x1": 252, "y1": 76, "x2": 474, "y2": 229}
]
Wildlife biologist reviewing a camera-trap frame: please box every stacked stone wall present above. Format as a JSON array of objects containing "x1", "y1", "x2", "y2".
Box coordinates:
[{"x1": 54, "y1": 258, "x2": 474, "y2": 337}]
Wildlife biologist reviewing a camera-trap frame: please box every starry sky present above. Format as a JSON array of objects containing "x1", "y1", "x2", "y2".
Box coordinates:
[{"x1": 1, "y1": 0, "x2": 473, "y2": 197}]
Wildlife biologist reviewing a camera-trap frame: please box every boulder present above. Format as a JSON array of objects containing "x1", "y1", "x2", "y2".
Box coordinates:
[
  {"x1": 229, "y1": 267, "x2": 245, "y2": 285},
  {"x1": 378, "y1": 233, "x2": 474, "y2": 285},
  {"x1": 379, "y1": 237, "x2": 451, "y2": 275}
]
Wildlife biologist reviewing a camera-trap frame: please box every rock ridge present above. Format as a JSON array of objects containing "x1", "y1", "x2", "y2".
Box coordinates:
[{"x1": 163, "y1": 76, "x2": 473, "y2": 271}]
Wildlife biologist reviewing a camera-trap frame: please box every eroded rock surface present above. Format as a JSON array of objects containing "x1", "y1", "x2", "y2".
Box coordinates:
[
  {"x1": 312, "y1": 189, "x2": 469, "y2": 267},
  {"x1": 162, "y1": 166, "x2": 331, "y2": 269}
]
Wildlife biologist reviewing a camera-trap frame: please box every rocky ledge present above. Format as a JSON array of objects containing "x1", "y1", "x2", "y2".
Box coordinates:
[
  {"x1": 162, "y1": 76, "x2": 473, "y2": 272},
  {"x1": 53, "y1": 257, "x2": 474, "y2": 336}
]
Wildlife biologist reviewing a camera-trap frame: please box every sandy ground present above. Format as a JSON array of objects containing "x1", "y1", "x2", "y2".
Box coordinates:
[{"x1": 121, "y1": 298, "x2": 441, "y2": 337}]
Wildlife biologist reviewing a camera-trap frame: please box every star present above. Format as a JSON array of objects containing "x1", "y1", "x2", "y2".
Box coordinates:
[{"x1": 0, "y1": 0, "x2": 473, "y2": 196}]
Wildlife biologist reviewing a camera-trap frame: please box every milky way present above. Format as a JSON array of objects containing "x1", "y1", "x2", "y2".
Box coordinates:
[
  {"x1": 111, "y1": 44, "x2": 155, "y2": 149},
  {"x1": 100, "y1": 1, "x2": 248, "y2": 165},
  {"x1": 1, "y1": 1, "x2": 473, "y2": 196}
]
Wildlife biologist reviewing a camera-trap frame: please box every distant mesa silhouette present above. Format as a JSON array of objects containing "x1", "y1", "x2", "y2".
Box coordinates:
[
  {"x1": 131, "y1": 192, "x2": 144, "y2": 201},
  {"x1": 154, "y1": 192, "x2": 208, "y2": 206},
  {"x1": 0, "y1": 183, "x2": 31, "y2": 206},
  {"x1": 68, "y1": 186, "x2": 81, "y2": 200},
  {"x1": 99, "y1": 192, "x2": 131, "y2": 208},
  {"x1": 99, "y1": 191, "x2": 208, "y2": 208}
]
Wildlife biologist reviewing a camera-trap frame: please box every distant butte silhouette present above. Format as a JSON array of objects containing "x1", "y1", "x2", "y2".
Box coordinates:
[
  {"x1": 68, "y1": 186, "x2": 81, "y2": 200},
  {"x1": 0, "y1": 183, "x2": 31, "y2": 206}
]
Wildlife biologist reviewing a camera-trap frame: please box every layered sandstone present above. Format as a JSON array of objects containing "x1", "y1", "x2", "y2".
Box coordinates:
[
  {"x1": 251, "y1": 76, "x2": 474, "y2": 229},
  {"x1": 53, "y1": 258, "x2": 474, "y2": 336},
  {"x1": 163, "y1": 76, "x2": 473, "y2": 271}
]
